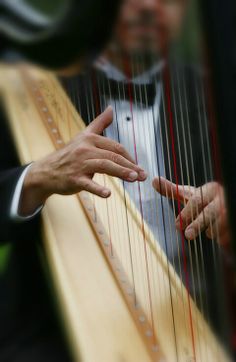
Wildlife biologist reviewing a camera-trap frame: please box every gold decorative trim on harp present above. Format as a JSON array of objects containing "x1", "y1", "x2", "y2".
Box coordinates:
[{"x1": 0, "y1": 65, "x2": 230, "y2": 362}]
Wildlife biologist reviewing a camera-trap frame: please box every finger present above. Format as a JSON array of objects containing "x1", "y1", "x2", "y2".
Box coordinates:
[
  {"x1": 79, "y1": 177, "x2": 111, "y2": 198},
  {"x1": 205, "y1": 210, "x2": 228, "y2": 239},
  {"x1": 94, "y1": 149, "x2": 147, "y2": 181},
  {"x1": 85, "y1": 159, "x2": 140, "y2": 182},
  {"x1": 85, "y1": 106, "x2": 113, "y2": 135},
  {"x1": 184, "y1": 199, "x2": 219, "y2": 240},
  {"x1": 152, "y1": 176, "x2": 195, "y2": 203},
  {"x1": 93, "y1": 134, "x2": 136, "y2": 165},
  {"x1": 218, "y1": 230, "x2": 231, "y2": 246},
  {"x1": 206, "y1": 217, "x2": 231, "y2": 246},
  {"x1": 175, "y1": 189, "x2": 207, "y2": 230}
]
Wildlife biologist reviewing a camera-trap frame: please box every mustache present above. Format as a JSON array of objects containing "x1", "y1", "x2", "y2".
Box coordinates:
[{"x1": 124, "y1": 16, "x2": 159, "y2": 28}]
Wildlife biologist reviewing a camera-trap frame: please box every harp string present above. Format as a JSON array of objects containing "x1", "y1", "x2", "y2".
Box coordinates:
[
  {"x1": 163, "y1": 61, "x2": 196, "y2": 359},
  {"x1": 122, "y1": 53, "x2": 154, "y2": 314},
  {"x1": 194, "y1": 67, "x2": 229, "y2": 356},
  {"x1": 199, "y1": 69, "x2": 231, "y2": 342},
  {"x1": 89, "y1": 68, "x2": 116, "y2": 258},
  {"x1": 97, "y1": 57, "x2": 141, "y2": 308},
  {"x1": 153, "y1": 86, "x2": 180, "y2": 355},
  {"x1": 132, "y1": 52, "x2": 173, "y2": 339},
  {"x1": 196, "y1": 70, "x2": 224, "y2": 313},
  {"x1": 118, "y1": 57, "x2": 150, "y2": 309},
  {"x1": 174, "y1": 65, "x2": 209, "y2": 358},
  {"x1": 158, "y1": 67, "x2": 190, "y2": 353},
  {"x1": 123, "y1": 54, "x2": 157, "y2": 332},
  {"x1": 132, "y1": 53, "x2": 167, "y2": 341},
  {"x1": 60, "y1": 46, "x2": 229, "y2": 352},
  {"x1": 167, "y1": 65, "x2": 200, "y2": 351},
  {"x1": 173, "y1": 66, "x2": 203, "y2": 353},
  {"x1": 126, "y1": 55, "x2": 154, "y2": 313},
  {"x1": 105, "y1": 54, "x2": 153, "y2": 326},
  {"x1": 194, "y1": 71, "x2": 219, "y2": 283},
  {"x1": 136, "y1": 54, "x2": 181, "y2": 352}
]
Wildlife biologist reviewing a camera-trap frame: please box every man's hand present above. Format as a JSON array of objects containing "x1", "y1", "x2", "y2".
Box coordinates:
[
  {"x1": 19, "y1": 106, "x2": 147, "y2": 216},
  {"x1": 152, "y1": 176, "x2": 229, "y2": 245}
]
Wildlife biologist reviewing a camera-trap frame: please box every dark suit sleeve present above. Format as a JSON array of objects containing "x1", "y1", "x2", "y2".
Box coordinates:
[
  {"x1": 0, "y1": 166, "x2": 41, "y2": 244},
  {"x1": 0, "y1": 102, "x2": 41, "y2": 244}
]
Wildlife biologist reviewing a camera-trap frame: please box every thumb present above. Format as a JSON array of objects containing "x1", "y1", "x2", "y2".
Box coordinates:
[
  {"x1": 152, "y1": 176, "x2": 194, "y2": 204},
  {"x1": 85, "y1": 106, "x2": 113, "y2": 135}
]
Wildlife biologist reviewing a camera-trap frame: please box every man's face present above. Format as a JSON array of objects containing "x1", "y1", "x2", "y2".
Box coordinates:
[{"x1": 113, "y1": 0, "x2": 186, "y2": 56}]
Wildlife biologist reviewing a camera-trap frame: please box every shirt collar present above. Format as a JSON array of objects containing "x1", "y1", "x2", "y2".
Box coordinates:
[{"x1": 94, "y1": 57, "x2": 164, "y2": 84}]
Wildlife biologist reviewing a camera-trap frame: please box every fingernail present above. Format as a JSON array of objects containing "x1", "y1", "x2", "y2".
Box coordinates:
[
  {"x1": 102, "y1": 189, "x2": 110, "y2": 197},
  {"x1": 139, "y1": 171, "x2": 147, "y2": 180},
  {"x1": 185, "y1": 228, "x2": 196, "y2": 240},
  {"x1": 128, "y1": 171, "x2": 138, "y2": 181},
  {"x1": 106, "y1": 105, "x2": 113, "y2": 112}
]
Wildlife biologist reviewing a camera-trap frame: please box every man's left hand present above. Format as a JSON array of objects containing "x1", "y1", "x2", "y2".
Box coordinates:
[{"x1": 152, "y1": 177, "x2": 230, "y2": 245}]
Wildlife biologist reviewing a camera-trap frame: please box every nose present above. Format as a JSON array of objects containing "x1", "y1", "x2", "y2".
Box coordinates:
[{"x1": 138, "y1": 0, "x2": 157, "y2": 12}]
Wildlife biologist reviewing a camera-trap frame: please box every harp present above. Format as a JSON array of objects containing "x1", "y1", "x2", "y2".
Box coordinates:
[{"x1": 0, "y1": 0, "x2": 235, "y2": 361}]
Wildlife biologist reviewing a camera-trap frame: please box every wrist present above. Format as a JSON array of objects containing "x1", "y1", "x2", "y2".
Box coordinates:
[{"x1": 18, "y1": 161, "x2": 52, "y2": 216}]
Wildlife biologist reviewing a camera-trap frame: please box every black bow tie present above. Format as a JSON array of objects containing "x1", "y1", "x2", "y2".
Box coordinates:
[{"x1": 100, "y1": 78, "x2": 156, "y2": 108}]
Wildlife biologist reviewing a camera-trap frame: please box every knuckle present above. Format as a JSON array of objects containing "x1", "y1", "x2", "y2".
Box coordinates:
[
  {"x1": 206, "y1": 228, "x2": 213, "y2": 239},
  {"x1": 76, "y1": 145, "x2": 89, "y2": 154},
  {"x1": 79, "y1": 178, "x2": 90, "y2": 190},
  {"x1": 114, "y1": 142, "x2": 125, "y2": 154},
  {"x1": 192, "y1": 195, "x2": 202, "y2": 207},
  {"x1": 96, "y1": 159, "x2": 106, "y2": 171},
  {"x1": 88, "y1": 133, "x2": 96, "y2": 142},
  {"x1": 122, "y1": 168, "x2": 130, "y2": 178},
  {"x1": 84, "y1": 181, "x2": 91, "y2": 190},
  {"x1": 210, "y1": 181, "x2": 218, "y2": 189},
  {"x1": 193, "y1": 222, "x2": 200, "y2": 232},
  {"x1": 110, "y1": 153, "x2": 121, "y2": 164},
  {"x1": 68, "y1": 175, "x2": 78, "y2": 188}
]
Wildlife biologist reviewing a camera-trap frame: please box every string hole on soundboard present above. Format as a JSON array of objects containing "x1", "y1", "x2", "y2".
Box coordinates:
[
  {"x1": 127, "y1": 288, "x2": 133, "y2": 295},
  {"x1": 145, "y1": 330, "x2": 152, "y2": 337},
  {"x1": 152, "y1": 345, "x2": 158, "y2": 352},
  {"x1": 139, "y1": 316, "x2": 145, "y2": 323}
]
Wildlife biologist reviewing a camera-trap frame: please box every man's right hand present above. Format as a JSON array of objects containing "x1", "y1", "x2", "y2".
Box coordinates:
[{"x1": 19, "y1": 106, "x2": 147, "y2": 216}]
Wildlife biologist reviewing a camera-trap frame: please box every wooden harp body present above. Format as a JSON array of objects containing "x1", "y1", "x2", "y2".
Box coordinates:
[{"x1": 0, "y1": 64, "x2": 232, "y2": 362}]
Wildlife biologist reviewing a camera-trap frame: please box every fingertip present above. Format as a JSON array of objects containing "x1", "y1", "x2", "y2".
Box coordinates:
[
  {"x1": 103, "y1": 105, "x2": 113, "y2": 118},
  {"x1": 106, "y1": 105, "x2": 113, "y2": 112},
  {"x1": 152, "y1": 177, "x2": 159, "y2": 189},
  {"x1": 138, "y1": 170, "x2": 147, "y2": 181},
  {"x1": 101, "y1": 106, "x2": 113, "y2": 129},
  {"x1": 101, "y1": 188, "x2": 111, "y2": 198},
  {"x1": 205, "y1": 229, "x2": 212, "y2": 239},
  {"x1": 152, "y1": 177, "x2": 157, "y2": 186},
  {"x1": 185, "y1": 227, "x2": 196, "y2": 240}
]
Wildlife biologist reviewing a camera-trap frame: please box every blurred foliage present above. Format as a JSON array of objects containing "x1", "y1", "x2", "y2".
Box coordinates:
[
  {"x1": 173, "y1": 0, "x2": 203, "y2": 64},
  {"x1": 0, "y1": 245, "x2": 12, "y2": 274}
]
